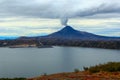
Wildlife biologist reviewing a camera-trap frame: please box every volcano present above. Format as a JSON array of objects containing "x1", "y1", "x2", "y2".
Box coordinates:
[
  {"x1": 47, "y1": 26, "x2": 120, "y2": 41},
  {"x1": 7, "y1": 26, "x2": 120, "y2": 49}
]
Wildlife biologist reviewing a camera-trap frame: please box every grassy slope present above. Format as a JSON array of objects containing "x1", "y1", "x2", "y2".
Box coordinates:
[
  {"x1": 28, "y1": 71, "x2": 120, "y2": 80},
  {"x1": 28, "y1": 62, "x2": 120, "y2": 80}
]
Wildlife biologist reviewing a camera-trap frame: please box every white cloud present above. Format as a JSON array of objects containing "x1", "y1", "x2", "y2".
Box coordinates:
[{"x1": 0, "y1": 18, "x2": 119, "y2": 37}]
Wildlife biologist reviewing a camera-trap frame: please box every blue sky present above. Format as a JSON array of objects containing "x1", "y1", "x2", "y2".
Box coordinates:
[{"x1": 0, "y1": 0, "x2": 120, "y2": 37}]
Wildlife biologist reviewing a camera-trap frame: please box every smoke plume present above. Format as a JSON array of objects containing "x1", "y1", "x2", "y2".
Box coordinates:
[{"x1": 61, "y1": 17, "x2": 68, "y2": 26}]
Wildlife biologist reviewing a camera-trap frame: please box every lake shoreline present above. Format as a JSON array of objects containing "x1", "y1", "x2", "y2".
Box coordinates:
[
  {"x1": 0, "y1": 62, "x2": 120, "y2": 80},
  {"x1": 28, "y1": 71, "x2": 120, "y2": 80},
  {"x1": 28, "y1": 62, "x2": 120, "y2": 80},
  {"x1": 0, "y1": 71, "x2": 120, "y2": 80}
]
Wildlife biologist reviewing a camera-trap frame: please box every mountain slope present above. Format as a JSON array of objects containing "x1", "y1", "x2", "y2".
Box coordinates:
[{"x1": 47, "y1": 26, "x2": 120, "y2": 40}]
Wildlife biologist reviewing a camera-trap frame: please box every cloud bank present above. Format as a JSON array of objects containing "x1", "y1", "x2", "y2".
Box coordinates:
[{"x1": 0, "y1": 0, "x2": 120, "y2": 19}]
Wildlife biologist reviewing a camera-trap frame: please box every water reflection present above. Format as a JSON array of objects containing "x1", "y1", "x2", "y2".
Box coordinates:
[{"x1": 59, "y1": 47, "x2": 75, "y2": 72}]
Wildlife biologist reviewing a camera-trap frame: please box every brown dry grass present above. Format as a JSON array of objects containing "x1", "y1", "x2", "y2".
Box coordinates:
[{"x1": 28, "y1": 71, "x2": 120, "y2": 80}]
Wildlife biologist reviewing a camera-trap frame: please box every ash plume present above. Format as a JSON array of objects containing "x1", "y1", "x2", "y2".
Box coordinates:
[{"x1": 61, "y1": 17, "x2": 68, "y2": 26}]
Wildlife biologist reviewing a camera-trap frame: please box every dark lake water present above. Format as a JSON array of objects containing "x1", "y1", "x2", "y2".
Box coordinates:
[{"x1": 0, "y1": 46, "x2": 120, "y2": 78}]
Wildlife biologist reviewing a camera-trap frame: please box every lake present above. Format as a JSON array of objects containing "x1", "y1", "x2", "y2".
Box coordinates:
[{"x1": 0, "y1": 46, "x2": 120, "y2": 78}]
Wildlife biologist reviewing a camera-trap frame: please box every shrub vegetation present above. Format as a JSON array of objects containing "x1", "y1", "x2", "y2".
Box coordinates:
[{"x1": 84, "y1": 62, "x2": 120, "y2": 73}]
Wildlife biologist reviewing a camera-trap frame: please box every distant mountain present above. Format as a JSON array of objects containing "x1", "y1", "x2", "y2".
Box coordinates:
[
  {"x1": 0, "y1": 36, "x2": 18, "y2": 40},
  {"x1": 47, "y1": 26, "x2": 120, "y2": 41}
]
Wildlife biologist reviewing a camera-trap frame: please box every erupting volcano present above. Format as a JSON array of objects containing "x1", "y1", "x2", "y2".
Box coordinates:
[{"x1": 46, "y1": 19, "x2": 120, "y2": 41}]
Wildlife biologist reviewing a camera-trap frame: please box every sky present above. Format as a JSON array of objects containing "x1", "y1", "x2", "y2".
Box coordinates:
[{"x1": 0, "y1": 0, "x2": 120, "y2": 37}]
